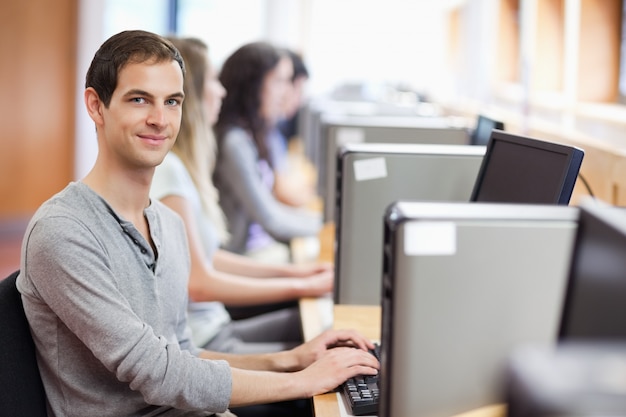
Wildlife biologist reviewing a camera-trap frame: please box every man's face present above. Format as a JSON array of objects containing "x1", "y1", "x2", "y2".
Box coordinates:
[{"x1": 97, "y1": 60, "x2": 185, "y2": 171}]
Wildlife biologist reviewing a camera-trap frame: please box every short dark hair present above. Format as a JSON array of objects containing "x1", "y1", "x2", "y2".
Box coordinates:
[{"x1": 85, "y1": 30, "x2": 185, "y2": 107}]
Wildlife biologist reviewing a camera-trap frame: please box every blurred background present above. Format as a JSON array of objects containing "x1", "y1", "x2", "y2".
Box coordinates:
[{"x1": 2, "y1": 0, "x2": 626, "y2": 275}]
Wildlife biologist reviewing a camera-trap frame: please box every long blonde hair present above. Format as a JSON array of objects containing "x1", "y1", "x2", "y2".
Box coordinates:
[{"x1": 167, "y1": 36, "x2": 229, "y2": 243}]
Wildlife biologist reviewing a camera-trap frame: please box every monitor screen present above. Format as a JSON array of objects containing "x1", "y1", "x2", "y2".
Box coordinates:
[
  {"x1": 470, "y1": 115, "x2": 505, "y2": 146},
  {"x1": 470, "y1": 130, "x2": 584, "y2": 205},
  {"x1": 559, "y1": 201, "x2": 626, "y2": 340}
]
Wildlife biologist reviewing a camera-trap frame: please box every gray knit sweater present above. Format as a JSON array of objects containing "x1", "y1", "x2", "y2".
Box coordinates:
[{"x1": 17, "y1": 182, "x2": 232, "y2": 417}]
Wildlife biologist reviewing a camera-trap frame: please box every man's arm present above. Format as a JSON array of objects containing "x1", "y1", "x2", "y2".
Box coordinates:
[
  {"x1": 199, "y1": 328, "x2": 376, "y2": 371},
  {"x1": 196, "y1": 329, "x2": 379, "y2": 406},
  {"x1": 227, "y1": 346, "x2": 379, "y2": 406}
]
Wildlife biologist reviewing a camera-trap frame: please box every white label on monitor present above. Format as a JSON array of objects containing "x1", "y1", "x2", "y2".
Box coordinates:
[
  {"x1": 353, "y1": 157, "x2": 387, "y2": 181},
  {"x1": 404, "y1": 221, "x2": 457, "y2": 256},
  {"x1": 336, "y1": 127, "x2": 365, "y2": 146}
]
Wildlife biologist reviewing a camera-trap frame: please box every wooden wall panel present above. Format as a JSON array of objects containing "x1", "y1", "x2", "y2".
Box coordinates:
[
  {"x1": 0, "y1": 0, "x2": 77, "y2": 218},
  {"x1": 497, "y1": 0, "x2": 520, "y2": 83},
  {"x1": 578, "y1": 0, "x2": 621, "y2": 102},
  {"x1": 534, "y1": 0, "x2": 564, "y2": 92}
]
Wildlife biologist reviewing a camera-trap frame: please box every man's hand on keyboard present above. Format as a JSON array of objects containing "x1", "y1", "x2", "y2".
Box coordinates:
[
  {"x1": 290, "y1": 329, "x2": 376, "y2": 369},
  {"x1": 295, "y1": 345, "x2": 380, "y2": 398}
]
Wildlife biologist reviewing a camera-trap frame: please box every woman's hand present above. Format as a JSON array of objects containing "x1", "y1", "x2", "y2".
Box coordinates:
[{"x1": 285, "y1": 261, "x2": 333, "y2": 278}]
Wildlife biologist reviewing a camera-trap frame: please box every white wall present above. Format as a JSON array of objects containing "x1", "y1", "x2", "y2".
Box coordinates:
[
  {"x1": 74, "y1": 0, "x2": 470, "y2": 178},
  {"x1": 177, "y1": 0, "x2": 458, "y2": 97}
]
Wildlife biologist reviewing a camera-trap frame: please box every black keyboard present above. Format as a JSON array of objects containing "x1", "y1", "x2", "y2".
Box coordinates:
[{"x1": 339, "y1": 344, "x2": 381, "y2": 415}]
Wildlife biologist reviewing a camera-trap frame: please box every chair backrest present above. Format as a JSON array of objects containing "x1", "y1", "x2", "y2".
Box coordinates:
[{"x1": 0, "y1": 270, "x2": 48, "y2": 416}]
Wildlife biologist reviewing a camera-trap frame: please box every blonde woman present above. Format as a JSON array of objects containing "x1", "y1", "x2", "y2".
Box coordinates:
[{"x1": 151, "y1": 37, "x2": 333, "y2": 355}]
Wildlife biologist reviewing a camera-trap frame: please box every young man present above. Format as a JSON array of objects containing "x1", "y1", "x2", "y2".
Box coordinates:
[{"x1": 17, "y1": 30, "x2": 378, "y2": 417}]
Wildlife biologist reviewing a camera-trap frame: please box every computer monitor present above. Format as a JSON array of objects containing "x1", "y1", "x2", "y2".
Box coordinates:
[
  {"x1": 320, "y1": 114, "x2": 470, "y2": 221},
  {"x1": 470, "y1": 115, "x2": 505, "y2": 146},
  {"x1": 334, "y1": 142, "x2": 485, "y2": 305},
  {"x1": 470, "y1": 130, "x2": 584, "y2": 205},
  {"x1": 380, "y1": 201, "x2": 579, "y2": 417},
  {"x1": 559, "y1": 199, "x2": 626, "y2": 340}
]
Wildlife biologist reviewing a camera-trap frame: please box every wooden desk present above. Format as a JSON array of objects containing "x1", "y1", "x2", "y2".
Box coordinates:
[
  {"x1": 299, "y1": 299, "x2": 381, "y2": 344},
  {"x1": 316, "y1": 222, "x2": 335, "y2": 263},
  {"x1": 291, "y1": 222, "x2": 335, "y2": 264}
]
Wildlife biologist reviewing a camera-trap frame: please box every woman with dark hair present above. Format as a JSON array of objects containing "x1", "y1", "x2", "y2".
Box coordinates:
[{"x1": 214, "y1": 42, "x2": 322, "y2": 264}]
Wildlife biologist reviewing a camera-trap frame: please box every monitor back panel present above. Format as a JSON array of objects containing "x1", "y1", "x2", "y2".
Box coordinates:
[
  {"x1": 470, "y1": 129, "x2": 584, "y2": 205},
  {"x1": 334, "y1": 143, "x2": 485, "y2": 305},
  {"x1": 470, "y1": 115, "x2": 505, "y2": 146},
  {"x1": 559, "y1": 200, "x2": 626, "y2": 340},
  {"x1": 321, "y1": 115, "x2": 470, "y2": 221},
  {"x1": 380, "y1": 202, "x2": 578, "y2": 417}
]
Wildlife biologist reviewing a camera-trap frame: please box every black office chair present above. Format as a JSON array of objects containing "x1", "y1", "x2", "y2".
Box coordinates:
[{"x1": 0, "y1": 270, "x2": 48, "y2": 416}]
